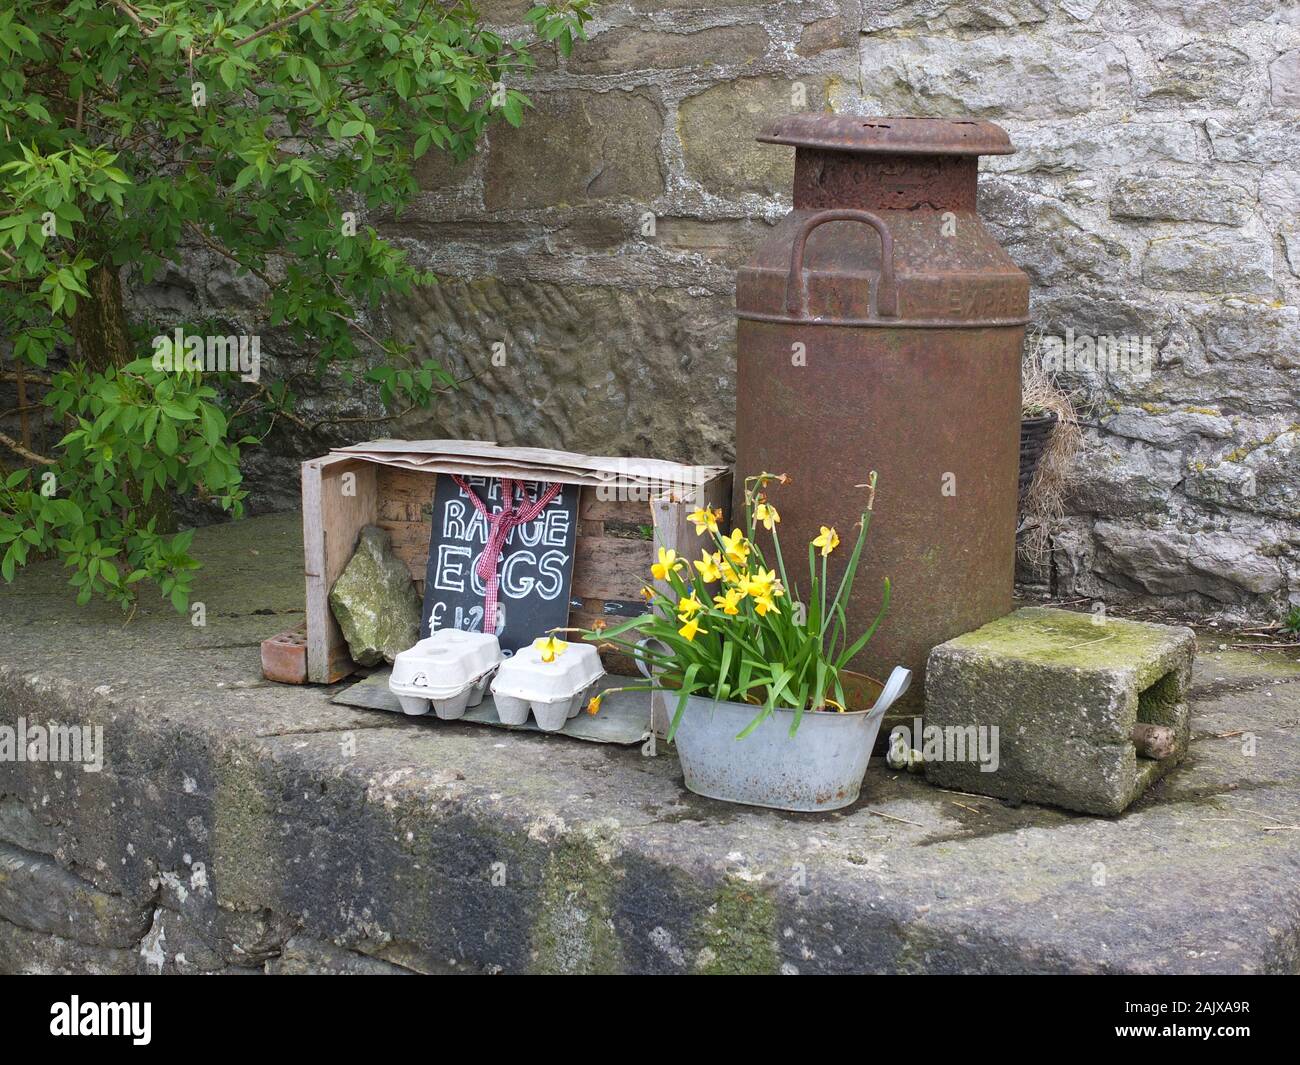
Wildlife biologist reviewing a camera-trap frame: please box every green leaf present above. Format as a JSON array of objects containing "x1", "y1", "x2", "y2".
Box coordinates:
[{"x1": 156, "y1": 418, "x2": 178, "y2": 456}]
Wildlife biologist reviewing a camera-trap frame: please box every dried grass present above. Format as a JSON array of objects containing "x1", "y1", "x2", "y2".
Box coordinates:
[{"x1": 1018, "y1": 330, "x2": 1083, "y2": 569}]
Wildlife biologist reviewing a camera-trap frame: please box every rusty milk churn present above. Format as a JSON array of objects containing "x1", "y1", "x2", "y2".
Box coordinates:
[{"x1": 734, "y1": 115, "x2": 1029, "y2": 712}]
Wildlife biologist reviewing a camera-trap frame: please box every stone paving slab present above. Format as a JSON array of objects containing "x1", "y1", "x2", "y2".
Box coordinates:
[{"x1": 1, "y1": 513, "x2": 1299, "y2": 974}]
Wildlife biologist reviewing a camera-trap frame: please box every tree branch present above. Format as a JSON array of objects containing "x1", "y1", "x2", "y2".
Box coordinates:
[
  {"x1": 233, "y1": 0, "x2": 329, "y2": 50},
  {"x1": 0, "y1": 429, "x2": 55, "y2": 466},
  {"x1": 108, "y1": 0, "x2": 145, "y2": 30}
]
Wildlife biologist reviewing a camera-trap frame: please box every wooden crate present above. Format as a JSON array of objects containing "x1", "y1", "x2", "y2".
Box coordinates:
[{"x1": 302, "y1": 454, "x2": 731, "y2": 688}]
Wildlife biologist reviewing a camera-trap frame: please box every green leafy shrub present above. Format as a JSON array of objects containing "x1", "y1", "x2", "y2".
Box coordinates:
[{"x1": 0, "y1": 0, "x2": 590, "y2": 610}]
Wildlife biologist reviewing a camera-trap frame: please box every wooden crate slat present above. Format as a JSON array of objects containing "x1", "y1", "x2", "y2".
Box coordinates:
[{"x1": 303, "y1": 455, "x2": 378, "y2": 683}]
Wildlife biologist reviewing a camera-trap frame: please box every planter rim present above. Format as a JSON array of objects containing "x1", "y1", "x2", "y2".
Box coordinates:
[{"x1": 685, "y1": 694, "x2": 889, "y2": 721}]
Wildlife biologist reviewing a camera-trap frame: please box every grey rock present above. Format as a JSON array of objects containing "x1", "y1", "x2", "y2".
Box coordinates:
[
  {"x1": 267, "y1": 935, "x2": 412, "y2": 974},
  {"x1": 988, "y1": 120, "x2": 1199, "y2": 174},
  {"x1": 1111, "y1": 174, "x2": 1253, "y2": 225},
  {"x1": 1270, "y1": 49, "x2": 1300, "y2": 107},
  {"x1": 1187, "y1": 430, "x2": 1300, "y2": 520},
  {"x1": 0, "y1": 796, "x2": 59, "y2": 855},
  {"x1": 859, "y1": 34, "x2": 1130, "y2": 119},
  {"x1": 1138, "y1": 40, "x2": 1254, "y2": 107},
  {"x1": 925, "y1": 607, "x2": 1195, "y2": 815},
  {"x1": 1093, "y1": 520, "x2": 1285, "y2": 601},
  {"x1": 328, "y1": 526, "x2": 421, "y2": 667},
  {"x1": 0, "y1": 917, "x2": 138, "y2": 975},
  {"x1": 1142, "y1": 230, "x2": 1273, "y2": 294},
  {"x1": 137, "y1": 908, "x2": 236, "y2": 974},
  {"x1": 1067, "y1": 435, "x2": 1184, "y2": 517},
  {"x1": 1207, "y1": 118, "x2": 1300, "y2": 163},
  {"x1": 0, "y1": 842, "x2": 153, "y2": 948},
  {"x1": 864, "y1": 0, "x2": 1049, "y2": 31},
  {"x1": 1103, "y1": 407, "x2": 1235, "y2": 446}
]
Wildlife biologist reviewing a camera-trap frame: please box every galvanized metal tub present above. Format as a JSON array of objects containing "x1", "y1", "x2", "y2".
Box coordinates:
[
  {"x1": 673, "y1": 696, "x2": 890, "y2": 812},
  {"x1": 669, "y1": 668, "x2": 911, "y2": 812}
]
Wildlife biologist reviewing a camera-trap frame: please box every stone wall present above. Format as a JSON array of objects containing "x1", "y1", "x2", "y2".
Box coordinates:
[{"x1": 135, "y1": 1, "x2": 1299, "y2": 619}]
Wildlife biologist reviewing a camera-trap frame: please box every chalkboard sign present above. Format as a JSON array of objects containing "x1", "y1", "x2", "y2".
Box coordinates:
[{"x1": 420, "y1": 475, "x2": 578, "y2": 655}]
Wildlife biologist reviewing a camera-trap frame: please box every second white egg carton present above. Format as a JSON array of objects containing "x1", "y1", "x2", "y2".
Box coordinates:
[{"x1": 491, "y1": 640, "x2": 606, "y2": 732}]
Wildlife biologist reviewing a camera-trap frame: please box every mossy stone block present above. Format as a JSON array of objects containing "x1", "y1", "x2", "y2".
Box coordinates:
[{"x1": 924, "y1": 607, "x2": 1195, "y2": 815}]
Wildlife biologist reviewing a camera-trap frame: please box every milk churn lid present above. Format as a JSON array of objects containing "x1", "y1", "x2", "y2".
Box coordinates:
[{"x1": 757, "y1": 115, "x2": 1014, "y2": 156}]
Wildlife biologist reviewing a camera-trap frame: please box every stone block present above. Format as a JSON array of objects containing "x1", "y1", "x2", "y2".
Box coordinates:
[
  {"x1": 1270, "y1": 49, "x2": 1300, "y2": 107},
  {"x1": 1142, "y1": 231, "x2": 1273, "y2": 294},
  {"x1": 925, "y1": 607, "x2": 1195, "y2": 815},
  {"x1": 567, "y1": 25, "x2": 768, "y2": 75},
  {"x1": 679, "y1": 78, "x2": 824, "y2": 198},
  {"x1": 1137, "y1": 40, "x2": 1253, "y2": 107},
  {"x1": 1110, "y1": 174, "x2": 1253, "y2": 226},
  {"x1": 0, "y1": 842, "x2": 154, "y2": 948},
  {"x1": 859, "y1": 34, "x2": 1130, "y2": 119},
  {"x1": 485, "y1": 90, "x2": 664, "y2": 211}
]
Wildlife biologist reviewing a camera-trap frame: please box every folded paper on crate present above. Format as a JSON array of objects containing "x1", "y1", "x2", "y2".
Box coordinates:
[{"x1": 332, "y1": 440, "x2": 727, "y2": 500}]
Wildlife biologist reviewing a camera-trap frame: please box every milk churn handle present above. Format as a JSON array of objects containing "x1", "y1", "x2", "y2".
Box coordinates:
[{"x1": 784, "y1": 209, "x2": 899, "y2": 320}]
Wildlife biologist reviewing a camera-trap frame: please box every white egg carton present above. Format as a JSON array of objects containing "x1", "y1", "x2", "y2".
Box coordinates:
[
  {"x1": 490, "y1": 640, "x2": 606, "y2": 732},
  {"x1": 388, "y1": 629, "x2": 503, "y2": 720}
]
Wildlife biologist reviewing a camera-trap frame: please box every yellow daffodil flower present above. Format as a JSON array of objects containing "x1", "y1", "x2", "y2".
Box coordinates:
[
  {"x1": 678, "y1": 616, "x2": 707, "y2": 642},
  {"x1": 719, "y1": 528, "x2": 750, "y2": 567},
  {"x1": 713, "y1": 588, "x2": 745, "y2": 615},
  {"x1": 753, "y1": 593, "x2": 780, "y2": 617},
  {"x1": 694, "y1": 550, "x2": 723, "y2": 583},
  {"x1": 812, "y1": 525, "x2": 840, "y2": 557},
  {"x1": 742, "y1": 567, "x2": 778, "y2": 598},
  {"x1": 676, "y1": 593, "x2": 703, "y2": 620},
  {"x1": 686, "y1": 506, "x2": 722, "y2": 536},
  {"x1": 754, "y1": 501, "x2": 780, "y2": 531},
  {"x1": 535, "y1": 636, "x2": 568, "y2": 663},
  {"x1": 720, "y1": 560, "x2": 742, "y2": 584},
  {"x1": 651, "y1": 547, "x2": 683, "y2": 581},
  {"x1": 586, "y1": 694, "x2": 603, "y2": 716}
]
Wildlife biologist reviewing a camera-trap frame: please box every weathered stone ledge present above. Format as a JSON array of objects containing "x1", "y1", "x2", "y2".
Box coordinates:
[{"x1": 2, "y1": 514, "x2": 1300, "y2": 974}]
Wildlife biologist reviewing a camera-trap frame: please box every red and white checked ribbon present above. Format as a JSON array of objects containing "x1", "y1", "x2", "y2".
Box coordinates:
[{"x1": 451, "y1": 476, "x2": 561, "y2": 634}]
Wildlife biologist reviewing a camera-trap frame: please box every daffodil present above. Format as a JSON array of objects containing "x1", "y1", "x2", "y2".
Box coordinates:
[
  {"x1": 536, "y1": 636, "x2": 568, "y2": 663},
  {"x1": 753, "y1": 593, "x2": 780, "y2": 617},
  {"x1": 742, "y1": 567, "x2": 779, "y2": 599},
  {"x1": 651, "y1": 547, "x2": 683, "y2": 581},
  {"x1": 694, "y1": 550, "x2": 723, "y2": 583},
  {"x1": 754, "y1": 500, "x2": 780, "y2": 531},
  {"x1": 812, "y1": 525, "x2": 840, "y2": 557},
  {"x1": 687, "y1": 506, "x2": 721, "y2": 536},
  {"x1": 586, "y1": 694, "x2": 603, "y2": 716},
  {"x1": 719, "y1": 528, "x2": 750, "y2": 567},
  {"x1": 676, "y1": 593, "x2": 703, "y2": 620},
  {"x1": 678, "y1": 616, "x2": 707, "y2": 642},
  {"x1": 713, "y1": 588, "x2": 744, "y2": 615}
]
